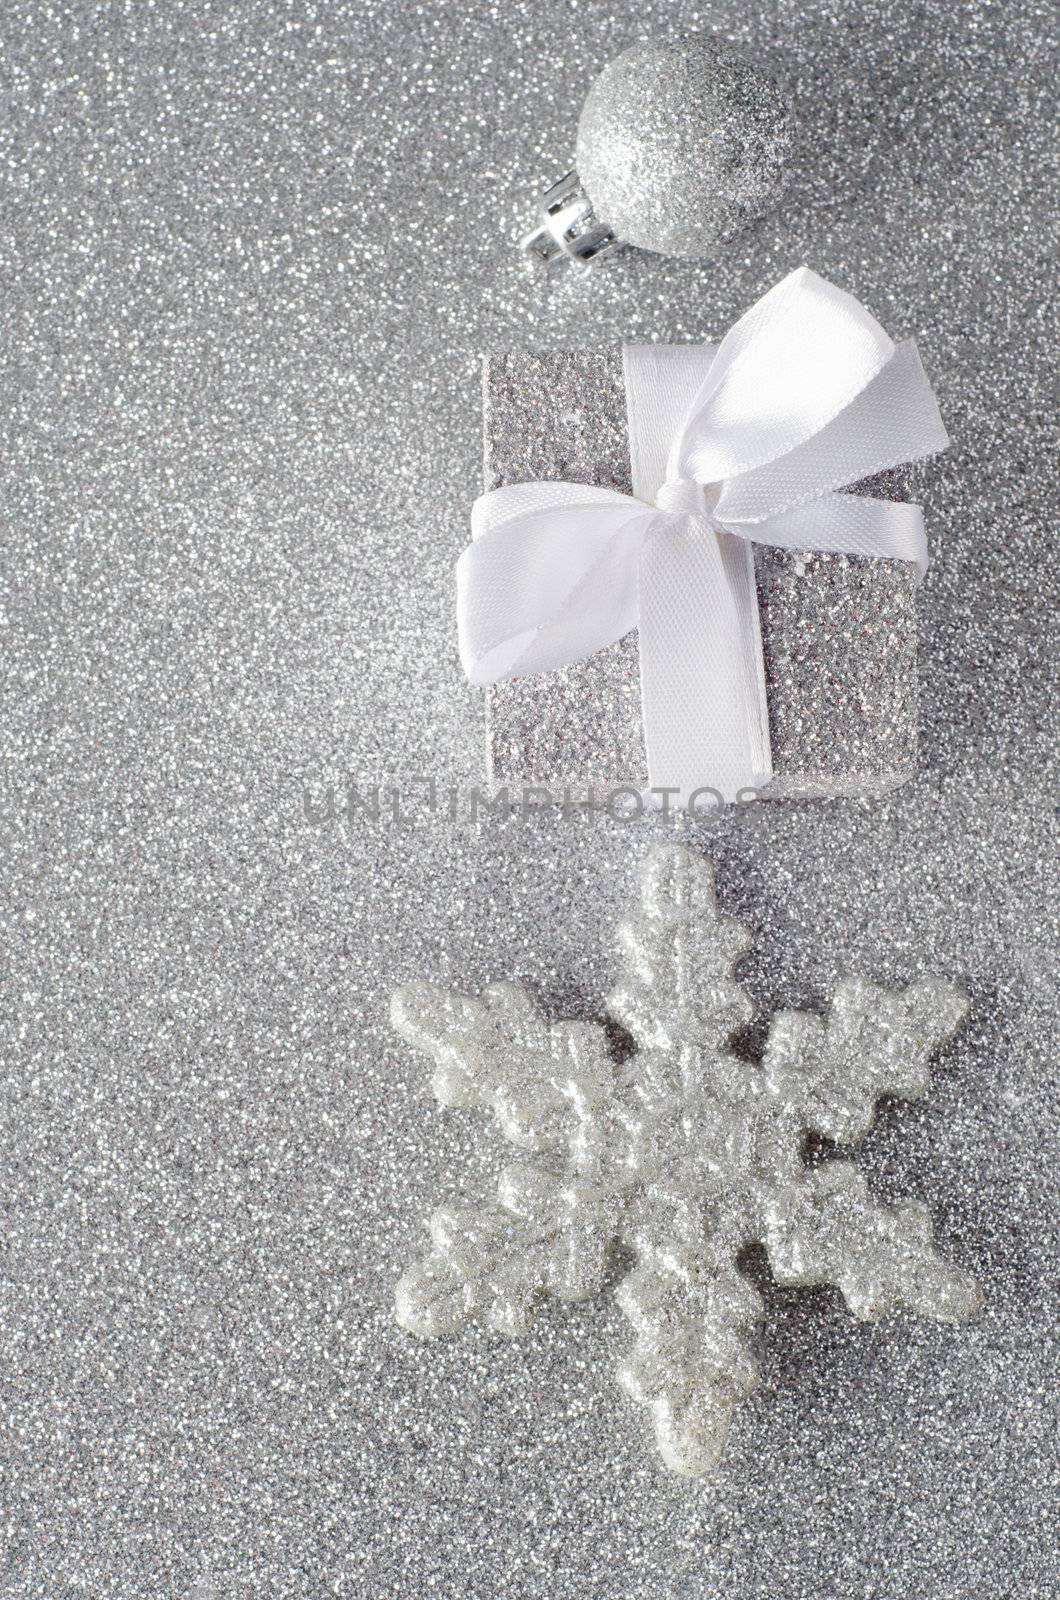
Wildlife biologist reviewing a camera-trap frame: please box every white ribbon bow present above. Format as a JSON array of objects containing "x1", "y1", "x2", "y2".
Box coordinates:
[{"x1": 457, "y1": 268, "x2": 949, "y2": 800}]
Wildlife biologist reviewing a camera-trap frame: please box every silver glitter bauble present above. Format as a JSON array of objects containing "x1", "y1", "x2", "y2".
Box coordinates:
[
  {"x1": 522, "y1": 37, "x2": 794, "y2": 269},
  {"x1": 578, "y1": 37, "x2": 794, "y2": 258}
]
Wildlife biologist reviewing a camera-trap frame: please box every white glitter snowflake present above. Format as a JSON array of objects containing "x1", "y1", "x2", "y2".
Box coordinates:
[{"x1": 391, "y1": 845, "x2": 982, "y2": 1475}]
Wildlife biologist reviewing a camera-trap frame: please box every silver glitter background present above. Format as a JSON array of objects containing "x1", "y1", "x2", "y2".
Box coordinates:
[{"x1": 0, "y1": 3, "x2": 1056, "y2": 1597}]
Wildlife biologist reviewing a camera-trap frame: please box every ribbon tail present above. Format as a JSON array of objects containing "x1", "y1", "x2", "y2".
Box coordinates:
[
  {"x1": 742, "y1": 494, "x2": 930, "y2": 580},
  {"x1": 637, "y1": 516, "x2": 771, "y2": 804}
]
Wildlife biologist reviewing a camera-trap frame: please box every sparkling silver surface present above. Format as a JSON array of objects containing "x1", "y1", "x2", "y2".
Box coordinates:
[
  {"x1": 484, "y1": 349, "x2": 919, "y2": 796},
  {"x1": 483, "y1": 348, "x2": 646, "y2": 790},
  {"x1": 754, "y1": 544, "x2": 918, "y2": 796},
  {"x1": 576, "y1": 36, "x2": 795, "y2": 258},
  {"x1": 392, "y1": 845, "x2": 980, "y2": 1476},
  {"x1": 0, "y1": 2, "x2": 1056, "y2": 1597}
]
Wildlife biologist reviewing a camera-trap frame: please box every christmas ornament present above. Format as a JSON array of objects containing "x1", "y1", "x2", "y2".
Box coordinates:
[
  {"x1": 392, "y1": 845, "x2": 982, "y2": 1476},
  {"x1": 462, "y1": 268, "x2": 949, "y2": 802},
  {"x1": 522, "y1": 36, "x2": 795, "y2": 270}
]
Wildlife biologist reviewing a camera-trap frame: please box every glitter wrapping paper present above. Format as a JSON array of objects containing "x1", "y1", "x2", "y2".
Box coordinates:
[
  {"x1": 0, "y1": 3, "x2": 1056, "y2": 1599},
  {"x1": 484, "y1": 347, "x2": 919, "y2": 797}
]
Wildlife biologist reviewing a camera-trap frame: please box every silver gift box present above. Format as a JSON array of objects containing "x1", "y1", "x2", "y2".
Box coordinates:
[{"x1": 482, "y1": 349, "x2": 919, "y2": 802}]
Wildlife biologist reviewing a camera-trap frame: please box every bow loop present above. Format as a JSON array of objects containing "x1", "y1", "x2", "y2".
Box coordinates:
[{"x1": 671, "y1": 267, "x2": 899, "y2": 486}]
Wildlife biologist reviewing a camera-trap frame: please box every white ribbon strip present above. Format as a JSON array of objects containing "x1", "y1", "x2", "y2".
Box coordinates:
[
  {"x1": 457, "y1": 267, "x2": 949, "y2": 800},
  {"x1": 623, "y1": 341, "x2": 772, "y2": 801}
]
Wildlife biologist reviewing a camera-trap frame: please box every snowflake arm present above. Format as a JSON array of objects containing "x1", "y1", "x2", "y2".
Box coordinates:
[
  {"x1": 608, "y1": 847, "x2": 753, "y2": 1051},
  {"x1": 763, "y1": 975, "x2": 969, "y2": 1144},
  {"x1": 617, "y1": 1250, "x2": 763, "y2": 1475},
  {"x1": 763, "y1": 1163, "x2": 983, "y2": 1322},
  {"x1": 396, "y1": 1164, "x2": 619, "y2": 1338},
  {"x1": 391, "y1": 979, "x2": 614, "y2": 1152}
]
